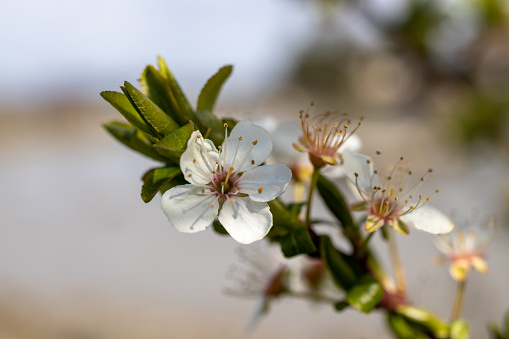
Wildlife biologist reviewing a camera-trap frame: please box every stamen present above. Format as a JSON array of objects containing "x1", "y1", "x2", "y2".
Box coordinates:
[{"x1": 258, "y1": 187, "x2": 263, "y2": 194}]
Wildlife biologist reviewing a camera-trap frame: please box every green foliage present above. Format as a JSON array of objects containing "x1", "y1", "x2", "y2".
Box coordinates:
[
  {"x1": 102, "y1": 121, "x2": 168, "y2": 162},
  {"x1": 395, "y1": 306, "x2": 449, "y2": 339},
  {"x1": 154, "y1": 122, "x2": 195, "y2": 161},
  {"x1": 488, "y1": 310, "x2": 509, "y2": 339},
  {"x1": 212, "y1": 220, "x2": 229, "y2": 235},
  {"x1": 387, "y1": 313, "x2": 427, "y2": 339},
  {"x1": 320, "y1": 236, "x2": 357, "y2": 290},
  {"x1": 345, "y1": 277, "x2": 383, "y2": 314},
  {"x1": 141, "y1": 166, "x2": 181, "y2": 203},
  {"x1": 317, "y1": 175, "x2": 360, "y2": 245},
  {"x1": 101, "y1": 91, "x2": 158, "y2": 139},
  {"x1": 279, "y1": 227, "x2": 316, "y2": 258},
  {"x1": 122, "y1": 81, "x2": 180, "y2": 135},
  {"x1": 197, "y1": 65, "x2": 233, "y2": 112}
]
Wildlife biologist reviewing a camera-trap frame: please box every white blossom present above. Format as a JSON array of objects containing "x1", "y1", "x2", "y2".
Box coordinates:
[{"x1": 161, "y1": 121, "x2": 292, "y2": 244}]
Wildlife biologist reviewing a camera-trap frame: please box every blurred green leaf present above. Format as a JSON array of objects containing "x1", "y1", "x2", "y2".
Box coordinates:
[
  {"x1": 320, "y1": 236, "x2": 357, "y2": 290},
  {"x1": 140, "y1": 65, "x2": 188, "y2": 126},
  {"x1": 103, "y1": 121, "x2": 168, "y2": 162},
  {"x1": 450, "y1": 319, "x2": 470, "y2": 339},
  {"x1": 317, "y1": 175, "x2": 360, "y2": 244},
  {"x1": 123, "y1": 81, "x2": 180, "y2": 136},
  {"x1": 100, "y1": 91, "x2": 157, "y2": 139},
  {"x1": 279, "y1": 227, "x2": 316, "y2": 258},
  {"x1": 267, "y1": 199, "x2": 303, "y2": 233},
  {"x1": 197, "y1": 65, "x2": 233, "y2": 112},
  {"x1": 346, "y1": 277, "x2": 382, "y2": 313},
  {"x1": 387, "y1": 313, "x2": 427, "y2": 339},
  {"x1": 153, "y1": 122, "x2": 194, "y2": 161},
  {"x1": 334, "y1": 300, "x2": 349, "y2": 312},
  {"x1": 157, "y1": 56, "x2": 197, "y2": 123},
  {"x1": 396, "y1": 305, "x2": 449, "y2": 338},
  {"x1": 141, "y1": 166, "x2": 181, "y2": 203}
]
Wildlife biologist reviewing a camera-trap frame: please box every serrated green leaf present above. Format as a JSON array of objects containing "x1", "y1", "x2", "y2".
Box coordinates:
[
  {"x1": 346, "y1": 277, "x2": 382, "y2": 313},
  {"x1": 141, "y1": 166, "x2": 181, "y2": 203},
  {"x1": 317, "y1": 175, "x2": 360, "y2": 244},
  {"x1": 123, "y1": 81, "x2": 179, "y2": 135},
  {"x1": 153, "y1": 122, "x2": 194, "y2": 161},
  {"x1": 102, "y1": 121, "x2": 168, "y2": 162},
  {"x1": 197, "y1": 65, "x2": 233, "y2": 112},
  {"x1": 387, "y1": 313, "x2": 427, "y2": 339},
  {"x1": 279, "y1": 227, "x2": 316, "y2": 258},
  {"x1": 320, "y1": 236, "x2": 357, "y2": 290},
  {"x1": 100, "y1": 91, "x2": 156, "y2": 138},
  {"x1": 450, "y1": 319, "x2": 470, "y2": 339},
  {"x1": 157, "y1": 56, "x2": 197, "y2": 122}
]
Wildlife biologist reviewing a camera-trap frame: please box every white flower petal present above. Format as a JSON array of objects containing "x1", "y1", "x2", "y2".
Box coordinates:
[
  {"x1": 161, "y1": 184, "x2": 218, "y2": 233},
  {"x1": 180, "y1": 130, "x2": 218, "y2": 185},
  {"x1": 223, "y1": 121, "x2": 272, "y2": 173},
  {"x1": 270, "y1": 123, "x2": 306, "y2": 164},
  {"x1": 400, "y1": 204, "x2": 454, "y2": 235},
  {"x1": 339, "y1": 134, "x2": 362, "y2": 153},
  {"x1": 342, "y1": 151, "x2": 377, "y2": 191},
  {"x1": 219, "y1": 197, "x2": 272, "y2": 244},
  {"x1": 238, "y1": 164, "x2": 292, "y2": 202}
]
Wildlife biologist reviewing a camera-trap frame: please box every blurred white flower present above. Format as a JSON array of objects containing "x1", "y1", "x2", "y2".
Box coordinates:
[
  {"x1": 434, "y1": 214, "x2": 496, "y2": 281},
  {"x1": 161, "y1": 121, "x2": 292, "y2": 244},
  {"x1": 343, "y1": 151, "x2": 454, "y2": 235}
]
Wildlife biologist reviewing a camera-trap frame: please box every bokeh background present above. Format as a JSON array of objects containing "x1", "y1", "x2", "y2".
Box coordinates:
[{"x1": 1, "y1": 0, "x2": 509, "y2": 338}]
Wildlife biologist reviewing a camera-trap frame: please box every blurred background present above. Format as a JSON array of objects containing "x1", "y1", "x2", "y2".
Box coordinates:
[{"x1": 1, "y1": 0, "x2": 508, "y2": 338}]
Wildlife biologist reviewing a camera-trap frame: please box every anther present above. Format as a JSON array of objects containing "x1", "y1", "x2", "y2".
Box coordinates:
[
  {"x1": 201, "y1": 188, "x2": 205, "y2": 193},
  {"x1": 354, "y1": 173, "x2": 359, "y2": 177},
  {"x1": 400, "y1": 157, "x2": 404, "y2": 161},
  {"x1": 218, "y1": 146, "x2": 222, "y2": 150},
  {"x1": 210, "y1": 204, "x2": 214, "y2": 209},
  {"x1": 258, "y1": 187, "x2": 263, "y2": 194},
  {"x1": 230, "y1": 198, "x2": 236, "y2": 203},
  {"x1": 238, "y1": 136, "x2": 243, "y2": 141},
  {"x1": 343, "y1": 125, "x2": 349, "y2": 129},
  {"x1": 435, "y1": 189, "x2": 440, "y2": 193},
  {"x1": 193, "y1": 159, "x2": 197, "y2": 163},
  {"x1": 197, "y1": 135, "x2": 201, "y2": 139},
  {"x1": 252, "y1": 140, "x2": 258, "y2": 145},
  {"x1": 188, "y1": 174, "x2": 192, "y2": 177},
  {"x1": 224, "y1": 123, "x2": 228, "y2": 127},
  {"x1": 376, "y1": 151, "x2": 381, "y2": 155},
  {"x1": 251, "y1": 160, "x2": 255, "y2": 165},
  {"x1": 426, "y1": 197, "x2": 431, "y2": 202}
]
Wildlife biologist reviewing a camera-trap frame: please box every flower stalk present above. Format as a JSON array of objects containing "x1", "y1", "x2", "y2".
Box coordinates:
[
  {"x1": 451, "y1": 279, "x2": 467, "y2": 322},
  {"x1": 305, "y1": 166, "x2": 321, "y2": 227}
]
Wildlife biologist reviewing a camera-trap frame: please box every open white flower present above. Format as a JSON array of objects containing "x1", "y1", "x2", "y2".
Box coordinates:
[
  {"x1": 434, "y1": 214, "x2": 496, "y2": 281},
  {"x1": 161, "y1": 120, "x2": 292, "y2": 244},
  {"x1": 343, "y1": 151, "x2": 454, "y2": 235}
]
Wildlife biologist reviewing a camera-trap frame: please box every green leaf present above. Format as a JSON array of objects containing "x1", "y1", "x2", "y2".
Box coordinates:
[
  {"x1": 279, "y1": 227, "x2": 317, "y2": 258},
  {"x1": 345, "y1": 277, "x2": 382, "y2": 313},
  {"x1": 334, "y1": 300, "x2": 349, "y2": 312},
  {"x1": 320, "y1": 236, "x2": 357, "y2": 290},
  {"x1": 197, "y1": 65, "x2": 233, "y2": 112},
  {"x1": 267, "y1": 199, "x2": 303, "y2": 235},
  {"x1": 102, "y1": 121, "x2": 168, "y2": 162},
  {"x1": 450, "y1": 319, "x2": 470, "y2": 339},
  {"x1": 153, "y1": 122, "x2": 195, "y2": 161},
  {"x1": 123, "y1": 81, "x2": 179, "y2": 135},
  {"x1": 141, "y1": 166, "x2": 181, "y2": 203},
  {"x1": 100, "y1": 91, "x2": 156, "y2": 138},
  {"x1": 396, "y1": 306, "x2": 449, "y2": 339},
  {"x1": 212, "y1": 220, "x2": 229, "y2": 235},
  {"x1": 157, "y1": 56, "x2": 197, "y2": 122},
  {"x1": 387, "y1": 313, "x2": 427, "y2": 339},
  {"x1": 140, "y1": 65, "x2": 188, "y2": 124},
  {"x1": 317, "y1": 175, "x2": 360, "y2": 243},
  {"x1": 194, "y1": 109, "x2": 225, "y2": 145}
]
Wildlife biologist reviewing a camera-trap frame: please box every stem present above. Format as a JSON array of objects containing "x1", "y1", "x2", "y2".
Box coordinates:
[
  {"x1": 451, "y1": 279, "x2": 467, "y2": 322},
  {"x1": 357, "y1": 232, "x2": 375, "y2": 257},
  {"x1": 387, "y1": 227, "x2": 407, "y2": 296},
  {"x1": 305, "y1": 167, "x2": 320, "y2": 227}
]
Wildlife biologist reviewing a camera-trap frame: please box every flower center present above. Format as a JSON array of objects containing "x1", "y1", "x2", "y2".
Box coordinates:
[{"x1": 209, "y1": 167, "x2": 239, "y2": 201}]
